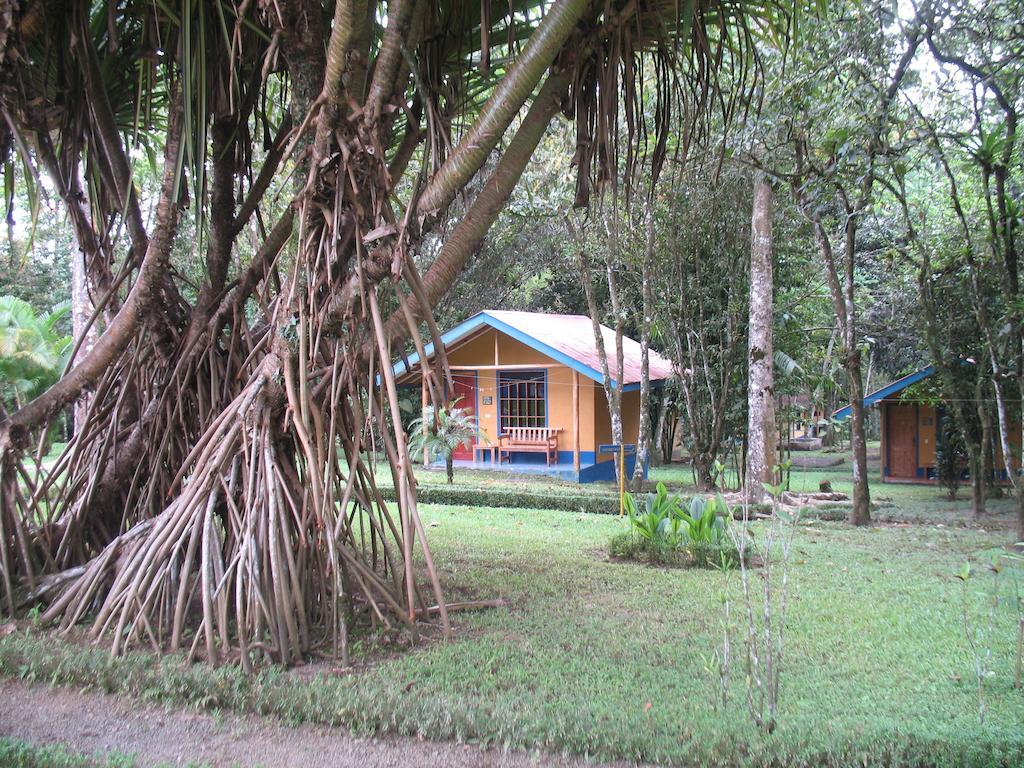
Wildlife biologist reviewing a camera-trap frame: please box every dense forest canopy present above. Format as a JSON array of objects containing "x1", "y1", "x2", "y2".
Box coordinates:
[{"x1": 0, "y1": 0, "x2": 1020, "y2": 672}]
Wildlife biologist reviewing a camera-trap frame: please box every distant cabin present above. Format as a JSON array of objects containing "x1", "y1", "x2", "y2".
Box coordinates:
[
  {"x1": 393, "y1": 310, "x2": 674, "y2": 482},
  {"x1": 833, "y1": 365, "x2": 1021, "y2": 483}
]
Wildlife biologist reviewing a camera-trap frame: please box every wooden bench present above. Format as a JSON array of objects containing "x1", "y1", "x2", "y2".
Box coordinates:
[{"x1": 498, "y1": 427, "x2": 561, "y2": 466}]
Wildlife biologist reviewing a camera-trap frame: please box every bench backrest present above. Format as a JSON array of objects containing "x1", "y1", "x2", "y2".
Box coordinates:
[{"x1": 503, "y1": 427, "x2": 559, "y2": 443}]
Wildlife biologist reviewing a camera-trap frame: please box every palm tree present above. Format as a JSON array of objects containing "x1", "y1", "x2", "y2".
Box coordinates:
[
  {"x1": 409, "y1": 401, "x2": 482, "y2": 484},
  {"x1": 0, "y1": 297, "x2": 71, "y2": 411},
  {"x1": 0, "y1": 1, "x2": 797, "y2": 662}
]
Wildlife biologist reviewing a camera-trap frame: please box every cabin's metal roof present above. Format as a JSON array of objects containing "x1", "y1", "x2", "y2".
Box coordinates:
[
  {"x1": 393, "y1": 310, "x2": 675, "y2": 391},
  {"x1": 832, "y1": 365, "x2": 936, "y2": 422}
]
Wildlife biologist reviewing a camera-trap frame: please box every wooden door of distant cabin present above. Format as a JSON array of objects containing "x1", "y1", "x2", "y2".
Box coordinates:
[
  {"x1": 451, "y1": 374, "x2": 477, "y2": 460},
  {"x1": 887, "y1": 405, "x2": 917, "y2": 479}
]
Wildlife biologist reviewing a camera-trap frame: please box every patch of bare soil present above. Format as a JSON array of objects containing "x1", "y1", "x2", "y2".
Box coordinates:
[
  {"x1": 0, "y1": 679, "x2": 631, "y2": 768},
  {"x1": 719, "y1": 490, "x2": 849, "y2": 513}
]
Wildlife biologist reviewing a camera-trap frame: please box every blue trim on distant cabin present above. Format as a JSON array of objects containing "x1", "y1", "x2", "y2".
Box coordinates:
[
  {"x1": 832, "y1": 365, "x2": 936, "y2": 422},
  {"x1": 392, "y1": 311, "x2": 669, "y2": 390}
]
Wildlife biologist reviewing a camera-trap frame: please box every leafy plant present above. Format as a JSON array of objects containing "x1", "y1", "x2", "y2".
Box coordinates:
[
  {"x1": 624, "y1": 481, "x2": 681, "y2": 539},
  {"x1": 0, "y1": 296, "x2": 71, "y2": 411},
  {"x1": 619, "y1": 484, "x2": 740, "y2": 567},
  {"x1": 712, "y1": 459, "x2": 729, "y2": 490},
  {"x1": 776, "y1": 458, "x2": 794, "y2": 491},
  {"x1": 408, "y1": 399, "x2": 482, "y2": 484},
  {"x1": 936, "y1": 417, "x2": 968, "y2": 500}
]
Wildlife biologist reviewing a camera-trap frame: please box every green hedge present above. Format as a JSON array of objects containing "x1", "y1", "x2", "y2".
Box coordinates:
[
  {"x1": 382, "y1": 485, "x2": 620, "y2": 514},
  {"x1": 383, "y1": 485, "x2": 859, "y2": 521}
]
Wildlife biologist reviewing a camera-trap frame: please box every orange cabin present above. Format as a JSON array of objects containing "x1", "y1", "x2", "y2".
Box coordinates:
[
  {"x1": 393, "y1": 311, "x2": 674, "y2": 482},
  {"x1": 834, "y1": 365, "x2": 1021, "y2": 483}
]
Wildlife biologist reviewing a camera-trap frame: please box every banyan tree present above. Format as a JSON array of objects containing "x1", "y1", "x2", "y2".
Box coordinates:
[{"x1": 0, "y1": 0, "x2": 780, "y2": 667}]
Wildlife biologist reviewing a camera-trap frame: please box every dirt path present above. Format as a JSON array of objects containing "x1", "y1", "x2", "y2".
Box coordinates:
[{"x1": 0, "y1": 679, "x2": 629, "y2": 767}]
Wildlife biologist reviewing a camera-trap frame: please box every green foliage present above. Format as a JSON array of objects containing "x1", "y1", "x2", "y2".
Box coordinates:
[
  {"x1": 0, "y1": 295, "x2": 71, "y2": 410},
  {"x1": 1, "y1": 509, "x2": 1023, "y2": 767},
  {"x1": 0, "y1": 738, "x2": 137, "y2": 768},
  {"x1": 380, "y1": 484, "x2": 619, "y2": 515},
  {"x1": 408, "y1": 400, "x2": 481, "y2": 483},
  {"x1": 936, "y1": 417, "x2": 969, "y2": 500},
  {"x1": 683, "y1": 496, "x2": 743, "y2": 568},
  {"x1": 618, "y1": 483, "x2": 741, "y2": 567}
]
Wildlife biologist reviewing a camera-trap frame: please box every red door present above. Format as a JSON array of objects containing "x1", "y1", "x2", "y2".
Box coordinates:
[
  {"x1": 887, "y1": 405, "x2": 917, "y2": 479},
  {"x1": 452, "y1": 374, "x2": 477, "y2": 460}
]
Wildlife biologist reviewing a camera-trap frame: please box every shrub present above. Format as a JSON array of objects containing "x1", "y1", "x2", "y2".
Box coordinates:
[
  {"x1": 936, "y1": 417, "x2": 969, "y2": 500},
  {"x1": 613, "y1": 484, "x2": 742, "y2": 568},
  {"x1": 383, "y1": 486, "x2": 619, "y2": 514}
]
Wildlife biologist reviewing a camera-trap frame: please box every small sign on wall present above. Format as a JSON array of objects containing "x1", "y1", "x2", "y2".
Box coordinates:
[{"x1": 482, "y1": 396, "x2": 493, "y2": 405}]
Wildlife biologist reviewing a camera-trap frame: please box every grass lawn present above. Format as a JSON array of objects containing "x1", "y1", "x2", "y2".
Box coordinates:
[
  {"x1": 391, "y1": 442, "x2": 1020, "y2": 529},
  {"x1": 2, "y1": 498, "x2": 1022, "y2": 766},
  {"x1": 0, "y1": 738, "x2": 138, "y2": 767}
]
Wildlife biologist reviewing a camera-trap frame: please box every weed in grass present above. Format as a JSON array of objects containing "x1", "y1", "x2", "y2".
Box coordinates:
[
  {"x1": 729, "y1": 480, "x2": 799, "y2": 734},
  {"x1": 958, "y1": 548, "x2": 1024, "y2": 720}
]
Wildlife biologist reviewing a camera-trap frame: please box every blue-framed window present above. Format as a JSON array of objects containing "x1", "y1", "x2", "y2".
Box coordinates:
[{"x1": 498, "y1": 371, "x2": 547, "y2": 432}]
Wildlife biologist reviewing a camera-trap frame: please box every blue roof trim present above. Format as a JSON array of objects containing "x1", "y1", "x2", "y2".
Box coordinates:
[
  {"x1": 477, "y1": 312, "x2": 609, "y2": 385},
  {"x1": 832, "y1": 365, "x2": 935, "y2": 422},
  {"x1": 391, "y1": 313, "x2": 491, "y2": 379},
  {"x1": 393, "y1": 311, "x2": 669, "y2": 389},
  {"x1": 622, "y1": 378, "x2": 667, "y2": 393}
]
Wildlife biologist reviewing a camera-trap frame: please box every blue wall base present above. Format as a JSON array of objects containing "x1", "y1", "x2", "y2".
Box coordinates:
[{"x1": 434, "y1": 451, "x2": 649, "y2": 484}]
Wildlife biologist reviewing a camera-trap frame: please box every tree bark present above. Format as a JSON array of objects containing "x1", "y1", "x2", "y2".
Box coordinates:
[
  {"x1": 632, "y1": 206, "x2": 655, "y2": 487},
  {"x1": 568, "y1": 212, "x2": 625, "y2": 484},
  {"x1": 745, "y1": 171, "x2": 776, "y2": 502},
  {"x1": 807, "y1": 213, "x2": 871, "y2": 525},
  {"x1": 0, "y1": 97, "x2": 184, "y2": 451}
]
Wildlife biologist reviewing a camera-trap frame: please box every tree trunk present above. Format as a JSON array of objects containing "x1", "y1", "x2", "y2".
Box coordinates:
[
  {"x1": 0, "y1": 0, "x2": 602, "y2": 658},
  {"x1": 632, "y1": 207, "x2": 655, "y2": 488},
  {"x1": 845, "y1": 350, "x2": 872, "y2": 525},
  {"x1": 976, "y1": 388, "x2": 991, "y2": 515},
  {"x1": 653, "y1": 393, "x2": 669, "y2": 465},
  {"x1": 694, "y1": 452, "x2": 714, "y2": 491},
  {"x1": 568, "y1": 212, "x2": 625, "y2": 484},
  {"x1": 804, "y1": 207, "x2": 871, "y2": 526},
  {"x1": 745, "y1": 171, "x2": 776, "y2": 502}
]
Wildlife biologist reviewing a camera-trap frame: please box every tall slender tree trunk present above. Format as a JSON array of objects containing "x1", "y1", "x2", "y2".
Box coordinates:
[
  {"x1": 568, "y1": 212, "x2": 625, "y2": 484},
  {"x1": 654, "y1": 392, "x2": 669, "y2": 464},
  {"x1": 632, "y1": 207, "x2": 655, "y2": 488},
  {"x1": 845, "y1": 352, "x2": 872, "y2": 524},
  {"x1": 805, "y1": 211, "x2": 871, "y2": 526},
  {"x1": 745, "y1": 171, "x2": 776, "y2": 502}
]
